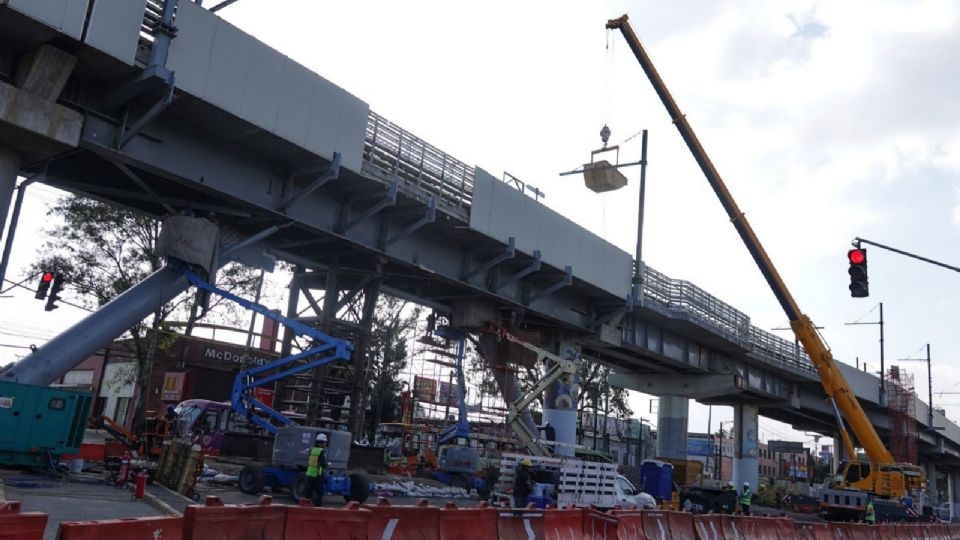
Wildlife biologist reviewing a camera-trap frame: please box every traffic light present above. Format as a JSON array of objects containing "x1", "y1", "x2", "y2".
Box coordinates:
[
  {"x1": 45, "y1": 274, "x2": 63, "y2": 311},
  {"x1": 34, "y1": 271, "x2": 54, "y2": 300},
  {"x1": 848, "y1": 248, "x2": 869, "y2": 298}
]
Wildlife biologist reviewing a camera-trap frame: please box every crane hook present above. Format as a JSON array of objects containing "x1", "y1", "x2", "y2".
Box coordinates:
[{"x1": 600, "y1": 125, "x2": 611, "y2": 148}]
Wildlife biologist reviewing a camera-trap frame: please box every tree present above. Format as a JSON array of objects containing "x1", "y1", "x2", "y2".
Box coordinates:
[
  {"x1": 362, "y1": 295, "x2": 421, "y2": 437},
  {"x1": 29, "y1": 196, "x2": 259, "y2": 429},
  {"x1": 577, "y1": 362, "x2": 633, "y2": 445}
]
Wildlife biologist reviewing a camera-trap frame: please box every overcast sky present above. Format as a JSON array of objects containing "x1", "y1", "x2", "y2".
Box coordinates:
[{"x1": 4, "y1": 0, "x2": 960, "y2": 449}]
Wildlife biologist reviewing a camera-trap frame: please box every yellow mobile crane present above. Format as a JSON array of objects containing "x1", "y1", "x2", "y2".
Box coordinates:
[{"x1": 606, "y1": 15, "x2": 925, "y2": 521}]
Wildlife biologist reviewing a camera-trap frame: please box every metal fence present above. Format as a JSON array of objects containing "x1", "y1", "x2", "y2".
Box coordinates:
[
  {"x1": 363, "y1": 111, "x2": 474, "y2": 212},
  {"x1": 640, "y1": 264, "x2": 815, "y2": 375}
]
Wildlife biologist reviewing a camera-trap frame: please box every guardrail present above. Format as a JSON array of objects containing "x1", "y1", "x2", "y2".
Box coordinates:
[{"x1": 364, "y1": 111, "x2": 474, "y2": 212}]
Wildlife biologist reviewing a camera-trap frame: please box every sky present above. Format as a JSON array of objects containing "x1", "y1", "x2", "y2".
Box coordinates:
[{"x1": 4, "y1": 0, "x2": 960, "y2": 451}]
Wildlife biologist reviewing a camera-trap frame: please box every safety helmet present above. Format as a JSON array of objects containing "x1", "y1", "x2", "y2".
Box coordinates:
[
  {"x1": 316, "y1": 433, "x2": 328, "y2": 443},
  {"x1": 521, "y1": 459, "x2": 533, "y2": 466},
  {"x1": 727, "y1": 481, "x2": 734, "y2": 487},
  {"x1": 743, "y1": 482, "x2": 750, "y2": 487}
]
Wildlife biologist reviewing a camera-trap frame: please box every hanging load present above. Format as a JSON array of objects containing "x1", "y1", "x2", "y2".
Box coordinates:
[{"x1": 583, "y1": 125, "x2": 629, "y2": 192}]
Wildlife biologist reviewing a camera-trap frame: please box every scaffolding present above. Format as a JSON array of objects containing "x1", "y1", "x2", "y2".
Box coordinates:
[{"x1": 886, "y1": 366, "x2": 918, "y2": 465}]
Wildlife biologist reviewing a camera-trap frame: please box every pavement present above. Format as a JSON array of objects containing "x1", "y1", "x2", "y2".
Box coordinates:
[{"x1": 0, "y1": 469, "x2": 163, "y2": 540}]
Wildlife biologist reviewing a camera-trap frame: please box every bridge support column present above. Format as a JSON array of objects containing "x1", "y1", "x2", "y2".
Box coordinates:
[
  {"x1": 832, "y1": 437, "x2": 845, "y2": 473},
  {"x1": 732, "y1": 403, "x2": 759, "y2": 493},
  {"x1": 928, "y1": 461, "x2": 939, "y2": 506},
  {"x1": 543, "y1": 341, "x2": 579, "y2": 457},
  {"x1": 949, "y1": 470, "x2": 956, "y2": 520},
  {"x1": 656, "y1": 396, "x2": 689, "y2": 459},
  {"x1": 0, "y1": 146, "x2": 19, "y2": 241}
]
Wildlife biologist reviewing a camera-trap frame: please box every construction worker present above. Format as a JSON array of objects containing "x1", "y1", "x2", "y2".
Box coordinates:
[
  {"x1": 514, "y1": 459, "x2": 533, "y2": 508},
  {"x1": 865, "y1": 500, "x2": 876, "y2": 525},
  {"x1": 723, "y1": 481, "x2": 735, "y2": 491},
  {"x1": 305, "y1": 433, "x2": 328, "y2": 506},
  {"x1": 739, "y1": 482, "x2": 753, "y2": 516}
]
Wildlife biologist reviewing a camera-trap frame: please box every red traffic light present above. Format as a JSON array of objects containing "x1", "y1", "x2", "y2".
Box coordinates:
[
  {"x1": 848, "y1": 249, "x2": 866, "y2": 265},
  {"x1": 41, "y1": 272, "x2": 54, "y2": 283}
]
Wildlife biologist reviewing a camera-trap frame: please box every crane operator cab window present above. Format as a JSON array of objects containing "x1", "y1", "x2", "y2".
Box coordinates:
[{"x1": 842, "y1": 462, "x2": 872, "y2": 483}]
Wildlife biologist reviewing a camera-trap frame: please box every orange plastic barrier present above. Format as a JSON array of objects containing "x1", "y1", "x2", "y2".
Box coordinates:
[
  {"x1": 720, "y1": 516, "x2": 745, "y2": 540},
  {"x1": 793, "y1": 522, "x2": 833, "y2": 540},
  {"x1": 498, "y1": 506, "x2": 546, "y2": 540},
  {"x1": 284, "y1": 500, "x2": 371, "y2": 540},
  {"x1": 693, "y1": 515, "x2": 725, "y2": 540},
  {"x1": 613, "y1": 510, "x2": 644, "y2": 540},
  {"x1": 364, "y1": 498, "x2": 439, "y2": 540},
  {"x1": 773, "y1": 518, "x2": 797, "y2": 540},
  {"x1": 0, "y1": 501, "x2": 47, "y2": 540},
  {"x1": 57, "y1": 516, "x2": 183, "y2": 540},
  {"x1": 543, "y1": 507, "x2": 618, "y2": 540},
  {"x1": 642, "y1": 510, "x2": 673, "y2": 540},
  {"x1": 667, "y1": 511, "x2": 697, "y2": 540},
  {"x1": 437, "y1": 502, "x2": 497, "y2": 540},
  {"x1": 844, "y1": 523, "x2": 880, "y2": 540},
  {"x1": 183, "y1": 495, "x2": 286, "y2": 540}
]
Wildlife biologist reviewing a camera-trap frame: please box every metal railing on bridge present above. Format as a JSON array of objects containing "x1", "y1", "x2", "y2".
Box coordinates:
[{"x1": 363, "y1": 111, "x2": 474, "y2": 213}]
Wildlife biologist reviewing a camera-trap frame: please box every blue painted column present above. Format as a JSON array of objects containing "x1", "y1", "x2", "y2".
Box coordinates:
[
  {"x1": 732, "y1": 403, "x2": 759, "y2": 493},
  {"x1": 542, "y1": 341, "x2": 580, "y2": 456},
  {"x1": 656, "y1": 396, "x2": 689, "y2": 459}
]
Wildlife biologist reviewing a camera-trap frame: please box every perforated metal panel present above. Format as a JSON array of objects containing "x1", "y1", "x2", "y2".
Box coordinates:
[
  {"x1": 84, "y1": 0, "x2": 148, "y2": 64},
  {"x1": 6, "y1": 0, "x2": 89, "y2": 39}
]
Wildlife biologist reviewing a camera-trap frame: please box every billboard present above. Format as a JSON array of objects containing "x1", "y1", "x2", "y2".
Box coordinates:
[
  {"x1": 687, "y1": 437, "x2": 715, "y2": 457},
  {"x1": 437, "y1": 381, "x2": 460, "y2": 407},
  {"x1": 414, "y1": 376, "x2": 437, "y2": 402},
  {"x1": 161, "y1": 372, "x2": 186, "y2": 401}
]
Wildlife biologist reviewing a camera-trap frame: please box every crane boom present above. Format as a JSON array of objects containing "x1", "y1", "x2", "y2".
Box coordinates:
[{"x1": 606, "y1": 14, "x2": 894, "y2": 465}]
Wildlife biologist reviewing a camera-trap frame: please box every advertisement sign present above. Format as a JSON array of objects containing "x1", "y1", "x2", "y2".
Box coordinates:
[
  {"x1": 161, "y1": 372, "x2": 186, "y2": 401},
  {"x1": 687, "y1": 437, "x2": 716, "y2": 457},
  {"x1": 414, "y1": 376, "x2": 437, "y2": 402},
  {"x1": 438, "y1": 381, "x2": 460, "y2": 406},
  {"x1": 253, "y1": 387, "x2": 274, "y2": 408}
]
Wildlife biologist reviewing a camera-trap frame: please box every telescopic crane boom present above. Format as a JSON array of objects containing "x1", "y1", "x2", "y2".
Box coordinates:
[{"x1": 605, "y1": 15, "x2": 892, "y2": 467}]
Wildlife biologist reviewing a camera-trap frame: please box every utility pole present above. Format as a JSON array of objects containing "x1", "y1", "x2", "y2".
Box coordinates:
[
  {"x1": 633, "y1": 130, "x2": 649, "y2": 305},
  {"x1": 899, "y1": 343, "x2": 938, "y2": 431},
  {"x1": 845, "y1": 302, "x2": 885, "y2": 405}
]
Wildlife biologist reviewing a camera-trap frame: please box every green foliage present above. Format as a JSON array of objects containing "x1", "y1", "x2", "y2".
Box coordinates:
[{"x1": 365, "y1": 295, "x2": 421, "y2": 433}]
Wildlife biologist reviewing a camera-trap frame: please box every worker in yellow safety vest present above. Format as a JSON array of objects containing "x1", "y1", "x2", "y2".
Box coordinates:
[
  {"x1": 305, "y1": 433, "x2": 328, "y2": 506},
  {"x1": 739, "y1": 482, "x2": 752, "y2": 516},
  {"x1": 865, "y1": 501, "x2": 876, "y2": 524}
]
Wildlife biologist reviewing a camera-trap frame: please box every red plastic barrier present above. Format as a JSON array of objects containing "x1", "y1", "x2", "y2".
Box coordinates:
[
  {"x1": 692, "y1": 515, "x2": 725, "y2": 540},
  {"x1": 543, "y1": 507, "x2": 618, "y2": 540},
  {"x1": 284, "y1": 500, "x2": 371, "y2": 540},
  {"x1": 720, "y1": 516, "x2": 745, "y2": 540},
  {"x1": 0, "y1": 501, "x2": 47, "y2": 540},
  {"x1": 184, "y1": 495, "x2": 286, "y2": 540},
  {"x1": 642, "y1": 510, "x2": 673, "y2": 540},
  {"x1": 793, "y1": 522, "x2": 833, "y2": 540},
  {"x1": 613, "y1": 510, "x2": 644, "y2": 540},
  {"x1": 667, "y1": 512, "x2": 697, "y2": 540},
  {"x1": 57, "y1": 516, "x2": 183, "y2": 540},
  {"x1": 498, "y1": 506, "x2": 546, "y2": 540},
  {"x1": 364, "y1": 498, "x2": 439, "y2": 540},
  {"x1": 773, "y1": 518, "x2": 797, "y2": 540},
  {"x1": 438, "y1": 502, "x2": 497, "y2": 540}
]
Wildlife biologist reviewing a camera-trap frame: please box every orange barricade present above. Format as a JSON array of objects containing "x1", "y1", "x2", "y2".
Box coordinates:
[
  {"x1": 543, "y1": 507, "x2": 618, "y2": 540},
  {"x1": 613, "y1": 510, "x2": 644, "y2": 540},
  {"x1": 438, "y1": 502, "x2": 497, "y2": 540},
  {"x1": 693, "y1": 515, "x2": 725, "y2": 540},
  {"x1": 667, "y1": 512, "x2": 697, "y2": 540},
  {"x1": 184, "y1": 495, "x2": 286, "y2": 540},
  {"x1": 773, "y1": 518, "x2": 797, "y2": 540},
  {"x1": 793, "y1": 522, "x2": 833, "y2": 540},
  {"x1": 720, "y1": 516, "x2": 745, "y2": 540},
  {"x1": 364, "y1": 498, "x2": 439, "y2": 540},
  {"x1": 284, "y1": 500, "x2": 371, "y2": 540},
  {"x1": 642, "y1": 510, "x2": 673, "y2": 540},
  {"x1": 0, "y1": 501, "x2": 47, "y2": 540},
  {"x1": 844, "y1": 523, "x2": 879, "y2": 540},
  {"x1": 498, "y1": 506, "x2": 546, "y2": 540},
  {"x1": 57, "y1": 516, "x2": 183, "y2": 540}
]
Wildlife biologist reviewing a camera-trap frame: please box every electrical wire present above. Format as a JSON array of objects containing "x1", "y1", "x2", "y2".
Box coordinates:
[{"x1": 849, "y1": 303, "x2": 879, "y2": 325}]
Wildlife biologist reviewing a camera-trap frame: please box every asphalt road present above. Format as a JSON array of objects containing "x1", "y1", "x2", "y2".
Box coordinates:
[{"x1": 0, "y1": 469, "x2": 161, "y2": 540}]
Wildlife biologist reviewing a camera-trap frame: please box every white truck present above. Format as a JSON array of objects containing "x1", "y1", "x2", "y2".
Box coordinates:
[{"x1": 496, "y1": 453, "x2": 655, "y2": 510}]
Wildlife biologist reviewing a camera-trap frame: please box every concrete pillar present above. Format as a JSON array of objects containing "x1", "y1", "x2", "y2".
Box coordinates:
[
  {"x1": 732, "y1": 403, "x2": 759, "y2": 492},
  {"x1": 0, "y1": 146, "x2": 20, "y2": 240},
  {"x1": 478, "y1": 333, "x2": 538, "y2": 437},
  {"x1": 542, "y1": 341, "x2": 579, "y2": 457},
  {"x1": 927, "y1": 462, "x2": 939, "y2": 506},
  {"x1": 832, "y1": 437, "x2": 845, "y2": 473},
  {"x1": 949, "y1": 471, "x2": 955, "y2": 520},
  {"x1": 656, "y1": 396, "x2": 689, "y2": 459}
]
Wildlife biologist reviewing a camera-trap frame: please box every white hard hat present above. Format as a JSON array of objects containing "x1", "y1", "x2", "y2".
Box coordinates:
[
  {"x1": 316, "y1": 433, "x2": 328, "y2": 443},
  {"x1": 743, "y1": 481, "x2": 750, "y2": 487},
  {"x1": 727, "y1": 481, "x2": 734, "y2": 487}
]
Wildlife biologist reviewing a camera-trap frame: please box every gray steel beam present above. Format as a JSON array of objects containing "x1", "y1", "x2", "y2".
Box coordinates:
[{"x1": 463, "y1": 237, "x2": 516, "y2": 280}]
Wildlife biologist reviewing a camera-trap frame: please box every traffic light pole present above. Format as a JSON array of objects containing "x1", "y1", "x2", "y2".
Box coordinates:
[{"x1": 854, "y1": 237, "x2": 960, "y2": 274}]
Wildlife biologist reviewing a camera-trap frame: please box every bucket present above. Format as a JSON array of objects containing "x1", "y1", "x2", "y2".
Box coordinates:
[{"x1": 71, "y1": 458, "x2": 84, "y2": 473}]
